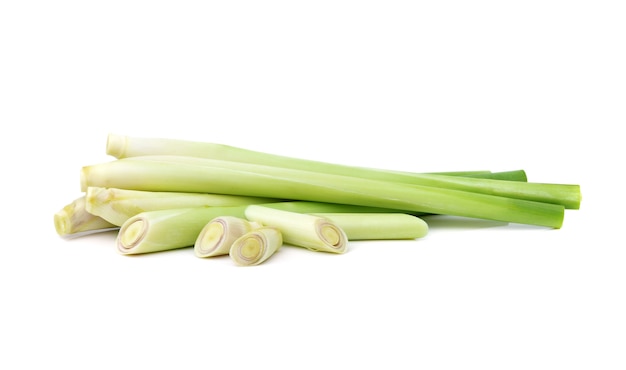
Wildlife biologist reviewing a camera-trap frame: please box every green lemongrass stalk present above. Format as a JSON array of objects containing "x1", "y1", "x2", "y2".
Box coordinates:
[
  {"x1": 86, "y1": 187, "x2": 278, "y2": 226},
  {"x1": 195, "y1": 216, "x2": 262, "y2": 258},
  {"x1": 54, "y1": 196, "x2": 118, "y2": 237},
  {"x1": 312, "y1": 213, "x2": 428, "y2": 240},
  {"x1": 104, "y1": 138, "x2": 578, "y2": 208},
  {"x1": 117, "y1": 206, "x2": 248, "y2": 255},
  {"x1": 245, "y1": 205, "x2": 348, "y2": 253},
  {"x1": 107, "y1": 134, "x2": 530, "y2": 183},
  {"x1": 82, "y1": 156, "x2": 566, "y2": 228},
  {"x1": 405, "y1": 173, "x2": 579, "y2": 209},
  {"x1": 230, "y1": 227, "x2": 283, "y2": 266}
]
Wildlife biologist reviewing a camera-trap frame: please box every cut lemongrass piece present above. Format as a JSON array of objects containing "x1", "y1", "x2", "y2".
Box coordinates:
[
  {"x1": 195, "y1": 216, "x2": 262, "y2": 258},
  {"x1": 54, "y1": 196, "x2": 118, "y2": 237},
  {"x1": 230, "y1": 227, "x2": 282, "y2": 266},
  {"x1": 117, "y1": 206, "x2": 247, "y2": 255},
  {"x1": 81, "y1": 156, "x2": 567, "y2": 228},
  {"x1": 245, "y1": 205, "x2": 348, "y2": 253},
  {"x1": 311, "y1": 213, "x2": 428, "y2": 240},
  {"x1": 85, "y1": 187, "x2": 278, "y2": 226}
]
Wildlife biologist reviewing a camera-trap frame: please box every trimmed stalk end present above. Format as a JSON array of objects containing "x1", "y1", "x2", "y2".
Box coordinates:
[
  {"x1": 106, "y1": 133, "x2": 127, "y2": 158},
  {"x1": 195, "y1": 219, "x2": 227, "y2": 257},
  {"x1": 195, "y1": 216, "x2": 261, "y2": 258},
  {"x1": 117, "y1": 217, "x2": 148, "y2": 254},
  {"x1": 79, "y1": 167, "x2": 88, "y2": 192},
  {"x1": 230, "y1": 227, "x2": 282, "y2": 266},
  {"x1": 314, "y1": 219, "x2": 348, "y2": 254},
  {"x1": 54, "y1": 210, "x2": 71, "y2": 236}
]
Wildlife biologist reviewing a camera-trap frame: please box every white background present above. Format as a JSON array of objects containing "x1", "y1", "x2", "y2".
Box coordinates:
[{"x1": 1, "y1": 1, "x2": 624, "y2": 369}]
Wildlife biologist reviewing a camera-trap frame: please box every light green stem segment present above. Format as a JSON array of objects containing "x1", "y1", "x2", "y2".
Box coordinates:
[
  {"x1": 245, "y1": 205, "x2": 348, "y2": 253},
  {"x1": 230, "y1": 227, "x2": 283, "y2": 266},
  {"x1": 107, "y1": 134, "x2": 527, "y2": 179},
  {"x1": 117, "y1": 206, "x2": 248, "y2": 255},
  {"x1": 312, "y1": 213, "x2": 428, "y2": 240},
  {"x1": 86, "y1": 186, "x2": 278, "y2": 226},
  {"x1": 82, "y1": 156, "x2": 566, "y2": 228},
  {"x1": 54, "y1": 196, "x2": 118, "y2": 237},
  {"x1": 195, "y1": 216, "x2": 262, "y2": 258}
]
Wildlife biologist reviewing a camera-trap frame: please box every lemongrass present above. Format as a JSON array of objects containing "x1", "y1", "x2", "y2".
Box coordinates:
[
  {"x1": 106, "y1": 135, "x2": 541, "y2": 194},
  {"x1": 109, "y1": 136, "x2": 526, "y2": 183},
  {"x1": 195, "y1": 216, "x2": 262, "y2": 258},
  {"x1": 81, "y1": 156, "x2": 567, "y2": 228},
  {"x1": 85, "y1": 186, "x2": 278, "y2": 226},
  {"x1": 108, "y1": 140, "x2": 578, "y2": 206},
  {"x1": 312, "y1": 213, "x2": 428, "y2": 240},
  {"x1": 245, "y1": 205, "x2": 348, "y2": 253},
  {"x1": 54, "y1": 196, "x2": 118, "y2": 237},
  {"x1": 106, "y1": 134, "x2": 524, "y2": 180},
  {"x1": 117, "y1": 206, "x2": 248, "y2": 255},
  {"x1": 230, "y1": 227, "x2": 283, "y2": 266},
  {"x1": 87, "y1": 154, "x2": 580, "y2": 211}
]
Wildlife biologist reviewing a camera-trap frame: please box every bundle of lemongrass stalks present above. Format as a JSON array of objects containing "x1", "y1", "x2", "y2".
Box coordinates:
[{"x1": 54, "y1": 134, "x2": 581, "y2": 266}]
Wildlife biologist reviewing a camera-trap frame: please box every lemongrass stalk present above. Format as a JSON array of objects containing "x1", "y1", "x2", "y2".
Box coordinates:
[
  {"x1": 117, "y1": 206, "x2": 248, "y2": 255},
  {"x1": 195, "y1": 216, "x2": 262, "y2": 258},
  {"x1": 245, "y1": 205, "x2": 348, "y2": 253},
  {"x1": 311, "y1": 213, "x2": 428, "y2": 240},
  {"x1": 54, "y1": 196, "x2": 118, "y2": 237},
  {"x1": 103, "y1": 138, "x2": 579, "y2": 208},
  {"x1": 81, "y1": 156, "x2": 566, "y2": 228},
  {"x1": 107, "y1": 134, "x2": 530, "y2": 184},
  {"x1": 85, "y1": 187, "x2": 278, "y2": 226},
  {"x1": 230, "y1": 227, "x2": 283, "y2": 266}
]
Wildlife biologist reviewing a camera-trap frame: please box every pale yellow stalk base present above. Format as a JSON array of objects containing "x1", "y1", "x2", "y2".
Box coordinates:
[{"x1": 54, "y1": 196, "x2": 118, "y2": 237}]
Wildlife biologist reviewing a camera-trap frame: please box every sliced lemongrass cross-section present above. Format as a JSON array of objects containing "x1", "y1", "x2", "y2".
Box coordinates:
[
  {"x1": 244, "y1": 205, "x2": 348, "y2": 253},
  {"x1": 86, "y1": 186, "x2": 277, "y2": 226},
  {"x1": 54, "y1": 196, "x2": 118, "y2": 237},
  {"x1": 195, "y1": 216, "x2": 262, "y2": 258},
  {"x1": 117, "y1": 206, "x2": 247, "y2": 255},
  {"x1": 312, "y1": 213, "x2": 428, "y2": 240},
  {"x1": 230, "y1": 227, "x2": 282, "y2": 266}
]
